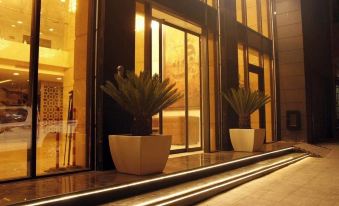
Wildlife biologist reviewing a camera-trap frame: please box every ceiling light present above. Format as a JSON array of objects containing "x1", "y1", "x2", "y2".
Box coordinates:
[
  {"x1": 56, "y1": 77, "x2": 62, "y2": 81},
  {"x1": 11, "y1": 24, "x2": 16, "y2": 28},
  {"x1": 60, "y1": 0, "x2": 66, "y2": 2},
  {"x1": 49, "y1": 28, "x2": 54, "y2": 32},
  {"x1": 17, "y1": 21, "x2": 23, "y2": 24},
  {"x1": 13, "y1": 72, "x2": 20, "y2": 76},
  {"x1": 40, "y1": 32, "x2": 43, "y2": 35},
  {"x1": 0, "y1": 79, "x2": 12, "y2": 84}
]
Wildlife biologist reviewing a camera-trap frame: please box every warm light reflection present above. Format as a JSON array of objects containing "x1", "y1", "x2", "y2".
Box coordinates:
[
  {"x1": 151, "y1": 20, "x2": 159, "y2": 29},
  {"x1": 135, "y1": 14, "x2": 144, "y2": 32},
  {"x1": 0, "y1": 79, "x2": 12, "y2": 84},
  {"x1": 69, "y1": 0, "x2": 77, "y2": 13}
]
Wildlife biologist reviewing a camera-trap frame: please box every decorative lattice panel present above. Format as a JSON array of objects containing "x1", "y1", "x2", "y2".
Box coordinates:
[{"x1": 39, "y1": 82, "x2": 63, "y2": 132}]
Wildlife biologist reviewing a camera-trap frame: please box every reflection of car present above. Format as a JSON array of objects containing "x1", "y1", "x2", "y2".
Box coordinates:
[
  {"x1": 0, "y1": 106, "x2": 32, "y2": 152},
  {"x1": 0, "y1": 106, "x2": 31, "y2": 129},
  {"x1": 0, "y1": 106, "x2": 77, "y2": 151}
]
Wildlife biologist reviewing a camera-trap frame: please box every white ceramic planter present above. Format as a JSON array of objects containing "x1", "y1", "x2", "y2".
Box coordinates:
[
  {"x1": 108, "y1": 134, "x2": 172, "y2": 175},
  {"x1": 229, "y1": 129, "x2": 265, "y2": 152}
]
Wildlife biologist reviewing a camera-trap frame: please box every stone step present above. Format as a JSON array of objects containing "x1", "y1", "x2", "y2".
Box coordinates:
[
  {"x1": 19, "y1": 147, "x2": 302, "y2": 206},
  {"x1": 107, "y1": 152, "x2": 309, "y2": 206}
]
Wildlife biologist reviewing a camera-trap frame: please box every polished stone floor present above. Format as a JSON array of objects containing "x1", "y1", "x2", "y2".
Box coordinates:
[
  {"x1": 0, "y1": 141, "x2": 296, "y2": 206},
  {"x1": 199, "y1": 143, "x2": 339, "y2": 206},
  {"x1": 104, "y1": 152, "x2": 306, "y2": 205}
]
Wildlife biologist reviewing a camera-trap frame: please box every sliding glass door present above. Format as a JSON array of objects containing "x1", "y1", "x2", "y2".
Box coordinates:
[{"x1": 151, "y1": 20, "x2": 202, "y2": 153}]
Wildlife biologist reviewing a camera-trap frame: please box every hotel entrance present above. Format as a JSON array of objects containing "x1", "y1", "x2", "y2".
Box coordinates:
[{"x1": 135, "y1": 4, "x2": 203, "y2": 153}]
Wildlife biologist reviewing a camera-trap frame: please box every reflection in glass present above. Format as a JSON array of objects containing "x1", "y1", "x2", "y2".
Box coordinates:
[
  {"x1": 236, "y1": 0, "x2": 243, "y2": 23},
  {"x1": 206, "y1": 0, "x2": 215, "y2": 8},
  {"x1": 162, "y1": 25, "x2": 186, "y2": 150},
  {"x1": 264, "y1": 55, "x2": 273, "y2": 142},
  {"x1": 261, "y1": 0, "x2": 270, "y2": 38},
  {"x1": 152, "y1": 21, "x2": 160, "y2": 76},
  {"x1": 135, "y1": 2, "x2": 145, "y2": 75},
  {"x1": 36, "y1": 0, "x2": 89, "y2": 175},
  {"x1": 151, "y1": 20, "x2": 160, "y2": 133},
  {"x1": 248, "y1": 48, "x2": 260, "y2": 66},
  {"x1": 187, "y1": 34, "x2": 201, "y2": 149},
  {"x1": 200, "y1": 0, "x2": 215, "y2": 8},
  {"x1": 238, "y1": 44, "x2": 245, "y2": 87},
  {"x1": 246, "y1": 0, "x2": 258, "y2": 32},
  {"x1": 0, "y1": 0, "x2": 32, "y2": 180},
  {"x1": 249, "y1": 73, "x2": 260, "y2": 129},
  {"x1": 208, "y1": 32, "x2": 216, "y2": 151}
]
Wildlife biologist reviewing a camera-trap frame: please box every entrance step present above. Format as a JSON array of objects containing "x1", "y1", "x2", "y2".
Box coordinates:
[
  {"x1": 20, "y1": 147, "x2": 307, "y2": 206},
  {"x1": 293, "y1": 143, "x2": 331, "y2": 157},
  {"x1": 105, "y1": 152, "x2": 309, "y2": 206}
]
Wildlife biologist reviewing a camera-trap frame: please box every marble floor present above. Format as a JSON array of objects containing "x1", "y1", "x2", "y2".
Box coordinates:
[{"x1": 0, "y1": 141, "x2": 296, "y2": 206}]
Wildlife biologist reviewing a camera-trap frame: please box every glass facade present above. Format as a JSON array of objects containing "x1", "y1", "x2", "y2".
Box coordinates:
[
  {"x1": 238, "y1": 43, "x2": 245, "y2": 87},
  {"x1": 135, "y1": 2, "x2": 145, "y2": 75},
  {"x1": 261, "y1": 0, "x2": 270, "y2": 37},
  {"x1": 0, "y1": 0, "x2": 33, "y2": 180},
  {"x1": 236, "y1": 0, "x2": 244, "y2": 23},
  {"x1": 0, "y1": 0, "x2": 277, "y2": 182},
  {"x1": 200, "y1": 0, "x2": 216, "y2": 8},
  {"x1": 36, "y1": 0, "x2": 90, "y2": 175},
  {"x1": 0, "y1": 0, "x2": 91, "y2": 181},
  {"x1": 237, "y1": 46, "x2": 274, "y2": 142},
  {"x1": 246, "y1": 0, "x2": 259, "y2": 32},
  {"x1": 237, "y1": 0, "x2": 272, "y2": 38}
]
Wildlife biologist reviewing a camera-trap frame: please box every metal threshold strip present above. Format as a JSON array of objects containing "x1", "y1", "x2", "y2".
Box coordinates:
[{"x1": 143, "y1": 153, "x2": 310, "y2": 206}]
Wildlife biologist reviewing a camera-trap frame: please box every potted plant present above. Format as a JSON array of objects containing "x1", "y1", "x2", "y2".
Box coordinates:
[
  {"x1": 222, "y1": 87, "x2": 270, "y2": 152},
  {"x1": 101, "y1": 70, "x2": 182, "y2": 175}
]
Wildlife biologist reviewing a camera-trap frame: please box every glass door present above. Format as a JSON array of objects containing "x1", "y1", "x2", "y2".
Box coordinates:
[
  {"x1": 151, "y1": 20, "x2": 202, "y2": 153},
  {"x1": 0, "y1": 0, "x2": 93, "y2": 181},
  {"x1": 0, "y1": 0, "x2": 33, "y2": 181},
  {"x1": 248, "y1": 64, "x2": 265, "y2": 129},
  {"x1": 35, "y1": 0, "x2": 91, "y2": 176}
]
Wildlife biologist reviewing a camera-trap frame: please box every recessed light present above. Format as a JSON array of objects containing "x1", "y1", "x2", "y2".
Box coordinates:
[
  {"x1": 56, "y1": 77, "x2": 62, "y2": 80},
  {"x1": 13, "y1": 72, "x2": 20, "y2": 76},
  {"x1": 49, "y1": 28, "x2": 54, "y2": 32},
  {"x1": 17, "y1": 20, "x2": 23, "y2": 24},
  {"x1": 11, "y1": 24, "x2": 16, "y2": 28},
  {"x1": 40, "y1": 32, "x2": 43, "y2": 35}
]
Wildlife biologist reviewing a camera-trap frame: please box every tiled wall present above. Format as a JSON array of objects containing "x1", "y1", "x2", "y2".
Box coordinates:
[{"x1": 275, "y1": 0, "x2": 307, "y2": 141}]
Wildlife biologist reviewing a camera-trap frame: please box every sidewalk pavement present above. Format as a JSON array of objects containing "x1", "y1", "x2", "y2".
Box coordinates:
[{"x1": 198, "y1": 144, "x2": 339, "y2": 206}]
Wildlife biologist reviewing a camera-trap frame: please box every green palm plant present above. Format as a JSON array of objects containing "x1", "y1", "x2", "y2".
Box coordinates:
[
  {"x1": 222, "y1": 87, "x2": 270, "y2": 129},
  {"x1": 101, "y1": 70, "x2": 183, "y2": 136}
]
